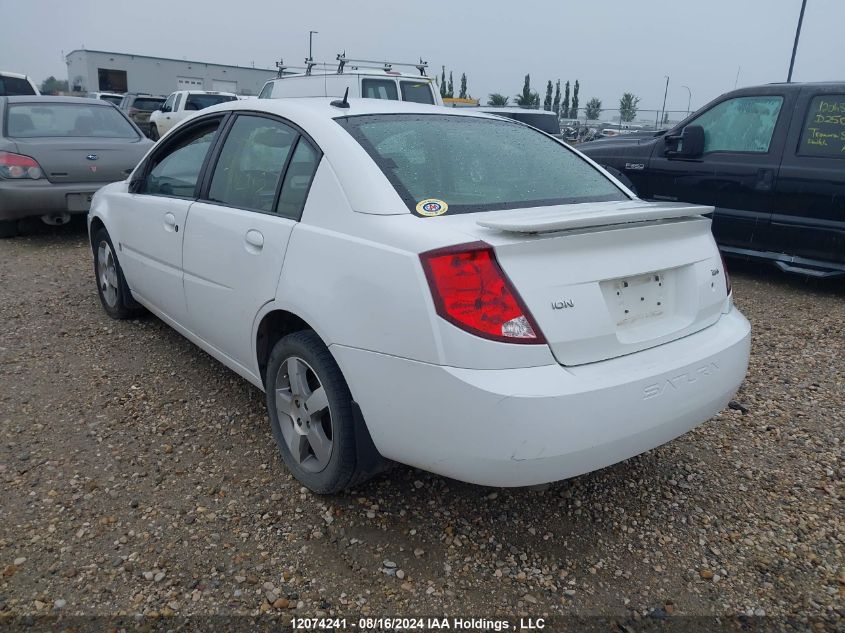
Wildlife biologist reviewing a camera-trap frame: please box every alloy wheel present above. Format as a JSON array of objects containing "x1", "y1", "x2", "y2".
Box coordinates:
[
  {"x1": 97, "y1": 240, "x2": 119, "y2": 308},
  {"x1": 274, "y1": 356, "x2": 333, "y2": 473}
]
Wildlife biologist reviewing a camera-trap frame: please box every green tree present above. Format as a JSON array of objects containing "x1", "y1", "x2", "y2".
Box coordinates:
[
  {"x1": 552, "y1": 80, "x2": 561, "y2": 116},
  {"x1": 569, "y1": 80, "x2": 580, "y2": 118},
  {"x1": 39, "y1": 76, "x2": 68, "y2": 95},
  {"x1": 562, "y1": 81, "x2": 570, "y2": 119},
  {"x1": 440, "y1": 66, "x2": 447, "y2": 98},
  {"x1": 515, "y1": 74, "x2": 540, "y2": 108},
  {"x1": 459, "y1": 73, "x2": 468, "y2": 99},
  {"x1": 447, "y1": 71, "x2": 454, "y2": 98},
  {"x1": 487, "y1": 93, "x2": 510, "y2": 106},
  {"x1": 619, "y1": 92, "x2": 640, "y2": 122},
  {"x1": 543, "y1": 80, "x2": 553, "y2": 111},
  {"x1": 584, "y1": 97, "x2": 602, "y2": 120}
]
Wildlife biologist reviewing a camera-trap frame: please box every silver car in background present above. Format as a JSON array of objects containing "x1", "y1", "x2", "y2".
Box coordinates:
[{"x1": 0, "y1": 96, "x2": 153, "y2": 237}]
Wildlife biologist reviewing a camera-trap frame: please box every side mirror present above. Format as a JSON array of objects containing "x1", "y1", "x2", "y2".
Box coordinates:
[{"x1": 666, "y1": 125, "x2": 704, "y2": 159}]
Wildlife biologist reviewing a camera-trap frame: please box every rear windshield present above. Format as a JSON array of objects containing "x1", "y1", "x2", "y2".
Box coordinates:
[
  {"x1": 6, "y1": 103, "x2": 139, "y2": 139},
  {"x1": 337, "y1": 114, "x2": 626, "y2": 215},
  {"x1": 132, "y1": 97, "x2": 165, "y2": 111},
  {"x1": 185, "y1": 94, "x2": 236, "y2": 111},
  {"x1": 99, "y1": 94, "x2": 123, "y2": 105},
  {"x1": 0, "y1": 76, "x2": 36, "y2": 96}
]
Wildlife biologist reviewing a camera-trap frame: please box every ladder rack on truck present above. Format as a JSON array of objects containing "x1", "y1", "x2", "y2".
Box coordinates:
[{"x1": 275, "y1": 53, "x2": 428, "y2": 78}]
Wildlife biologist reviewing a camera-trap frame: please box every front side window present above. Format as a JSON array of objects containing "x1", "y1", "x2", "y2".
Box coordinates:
[
  {"x1": 361, "y1": 79, "x2": 398, "y2": 101},
  {"x1": 208, "y1": 115, "x2": 297, "y2": 212},
  {"x1": 688, "y1": 96, "x2": 783, "y2": 154},
  {"x1": 276, "y1": 139, "x2": 320, "y2": 220},
  {"x1": 174, "y1": 94, "x2": 183, "y2": 111},
  {"x1": 6, "y1": 103, "x2": 138, "y2": 139},
  {"x1": 161, "y1": 95, "x2": 174, "y2": 113},
  {"x1": 400, "y1": 81, "x2": 435, "y2": 105},
  {"x1": 143, "y1": 120, "x2": 220, "y2": 198},
  {"x1": 185, "y1": 94, "x2": 237, "y2": 111},
  {"x1": 337, "y1": 114, "x2": 626, "y2": 215},
  {"x1": 798, "y1": 94, "x2": 845, "y2": 158}
]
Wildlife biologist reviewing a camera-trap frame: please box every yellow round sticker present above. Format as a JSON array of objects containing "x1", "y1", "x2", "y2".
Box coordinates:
[{"x1": 416, "y1": 199, "x2": 448, "y2": 217}]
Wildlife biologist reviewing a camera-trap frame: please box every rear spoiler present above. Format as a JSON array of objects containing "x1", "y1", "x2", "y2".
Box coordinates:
[{"x1": 476, "y1": 201, "x2": 713, "y2": 234}]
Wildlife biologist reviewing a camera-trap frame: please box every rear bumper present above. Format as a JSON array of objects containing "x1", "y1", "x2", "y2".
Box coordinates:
[
  {"x1": 332, "y1": 308, "x2": 751, "y2": 487},
  {"x1": 0, "y1": 180, "x2": 114, "y2": 221}
]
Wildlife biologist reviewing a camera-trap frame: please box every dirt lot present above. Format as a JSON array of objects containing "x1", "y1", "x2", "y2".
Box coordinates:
[{"x1": 0, "y1": 223, "x2": 842, "y2": 627}]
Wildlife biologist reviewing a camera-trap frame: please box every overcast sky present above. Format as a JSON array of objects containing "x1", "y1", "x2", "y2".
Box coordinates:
[{"x1": 3, "y1": 0, "x2": 841, "y2": 114}]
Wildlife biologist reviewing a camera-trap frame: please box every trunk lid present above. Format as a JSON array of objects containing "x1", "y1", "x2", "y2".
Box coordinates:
[
  {"x1": 439, "y1": 200, "x2": 727, "y2": 366},
  {"x1": 13, "y1": 137, "x2": 151, "y2": 183}
]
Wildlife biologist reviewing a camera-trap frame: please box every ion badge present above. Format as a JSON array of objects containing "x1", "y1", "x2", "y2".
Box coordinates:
[{"x1": 416, "y1": 199, "x2": 448, "y2": 217}]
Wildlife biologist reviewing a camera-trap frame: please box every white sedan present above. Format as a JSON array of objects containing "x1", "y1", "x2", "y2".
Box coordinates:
[{"x1": 88, "y1": 97, "x2": 751, "y2": 493}]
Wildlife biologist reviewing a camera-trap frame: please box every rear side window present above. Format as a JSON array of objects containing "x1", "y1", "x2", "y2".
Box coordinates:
[
  {"x1": 400, "y1": 81, "x2": 434, "y2": 104},
  {"x1": 337, "y1": 114, "x2": 626, "y2": 216},
  {"x1": 0, "y1": 76, "x2": 37, "y2": 96},
  {"x1": 798, "y1": 95, "x2": 845, "y2": 158},
  {"x1": 208, "y1": 115, "x2": 297, "y2": 212},
  {"x1": 361, "y1": 79, "x2": 398, "y2": 101},
  {"x1": 689, "y1": 96, "x2": 783, "y2": 154},
  {"x1": 144, "y1": 120, "x2": 220, "y2": 198},
  {"x1": 276, "y1": 139, "x2": 320, "y2": 220},
  {"x1": 6, "y1": 103, "x2": 138, "y2": 138},
  {"x1": 132, "y1": 98, "x2": 165, "y2": 111},
  {"x1": 185, "y1": 94, "x2": 237, "y2": 110}
]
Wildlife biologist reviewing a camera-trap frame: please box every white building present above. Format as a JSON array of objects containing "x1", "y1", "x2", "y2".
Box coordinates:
[{"x1": 65, "y1": 49, "x2": 278, "y2": 96}]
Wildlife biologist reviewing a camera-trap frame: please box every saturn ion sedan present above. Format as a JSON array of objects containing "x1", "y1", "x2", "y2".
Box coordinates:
[
  {"x1": 0, "y1": 96, "x2": 153, "y2": 237},
  {"x1": 88, "y1": 97, "x2": 751, "y2": 493}
]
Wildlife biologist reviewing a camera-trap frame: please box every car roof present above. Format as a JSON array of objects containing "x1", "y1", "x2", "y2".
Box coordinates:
[
  {"x1": 201, "y1": 96, "x2": 499, "y2": 124},
  {"x1": 1, "y1": 71, "x2": 32, "y2": 80}
]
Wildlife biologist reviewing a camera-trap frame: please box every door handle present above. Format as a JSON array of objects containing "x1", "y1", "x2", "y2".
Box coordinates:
[
  {"x1": 245, "y1": 229, "x2": 264, "y2": 251},
  {"x1": 164, "y1": 212, "x2": 178, "y2": 232}
]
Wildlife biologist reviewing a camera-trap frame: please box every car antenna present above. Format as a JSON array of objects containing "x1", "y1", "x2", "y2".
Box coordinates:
[{"x1": 330, "y1": 87, "x2": 350, "y2": 109}]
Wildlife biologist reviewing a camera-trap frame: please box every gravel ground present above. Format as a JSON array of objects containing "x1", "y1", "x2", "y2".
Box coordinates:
[{"x1": 0, "y1": 223, "x2": 842, "y2": 627}]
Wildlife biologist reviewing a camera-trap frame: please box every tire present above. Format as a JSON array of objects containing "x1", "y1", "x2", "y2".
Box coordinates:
[
  {"x1": 0, "y1": 220, "x2": 19, "y2": 239},
  {"x1": 265, "y1": 330, "x2": 380, "y2": 493},
  {"x1": 149, "y1": 124, "x2": 159, "y2": 141},
  {"x1": 92, "y1": 227, "x2": 144, "y2": 319}
]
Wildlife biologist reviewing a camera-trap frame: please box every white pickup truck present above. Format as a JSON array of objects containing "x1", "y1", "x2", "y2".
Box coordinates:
[{"x1": 148, "y1": 90, "x2": 237, "y2": 140}]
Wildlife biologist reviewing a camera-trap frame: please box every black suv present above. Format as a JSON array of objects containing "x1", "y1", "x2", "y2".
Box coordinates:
[
  {"x1": 579, "y1": 82, "x2": 845, "y2": 278},
  {"x1": 118, "y1": 93, "x2": 165, "y2": 138}
]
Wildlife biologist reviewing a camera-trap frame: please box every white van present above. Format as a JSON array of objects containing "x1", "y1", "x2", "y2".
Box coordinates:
[{"x1": 259, "y1": 56, "x2": 442, "y2": 106}]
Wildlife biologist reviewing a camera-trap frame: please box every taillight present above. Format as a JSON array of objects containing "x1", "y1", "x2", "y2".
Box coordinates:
[
  {"x1": 720, "y1": 251, "x2": 731, "y2": 295},
  {"x1": 0, "y1": 151, "x2": 43, "y2": 179},
  {"x1": 420, "y1": 241, "x2": 546, "y2": 344}
]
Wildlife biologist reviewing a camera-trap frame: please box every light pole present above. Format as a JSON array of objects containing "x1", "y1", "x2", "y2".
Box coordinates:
[
  {"x1": 308, "y1": 30, "x2": 318, "y2": 61},
  {"x1": 660, "y1": 75, "x2": 669, "y2": 128},
  {"x1": 681, "y1": 85, "x2": 691, "y2": 118},
  {"x1": 787, "y1": 0, "x2": 808, "y2": 82}
]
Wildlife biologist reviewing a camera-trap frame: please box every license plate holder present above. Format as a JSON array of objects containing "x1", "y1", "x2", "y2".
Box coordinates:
[
  {"x1": 608, "y1": 271, "x2": 667, "y2": 326},
  {"x1": 66, "y1": 193, "x2": 94, "y2": 212}
]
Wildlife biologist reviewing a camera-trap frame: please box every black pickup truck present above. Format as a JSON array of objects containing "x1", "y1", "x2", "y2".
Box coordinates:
[{"x1": 579, "y1": 82, "x2": 845, "y2": 278}]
